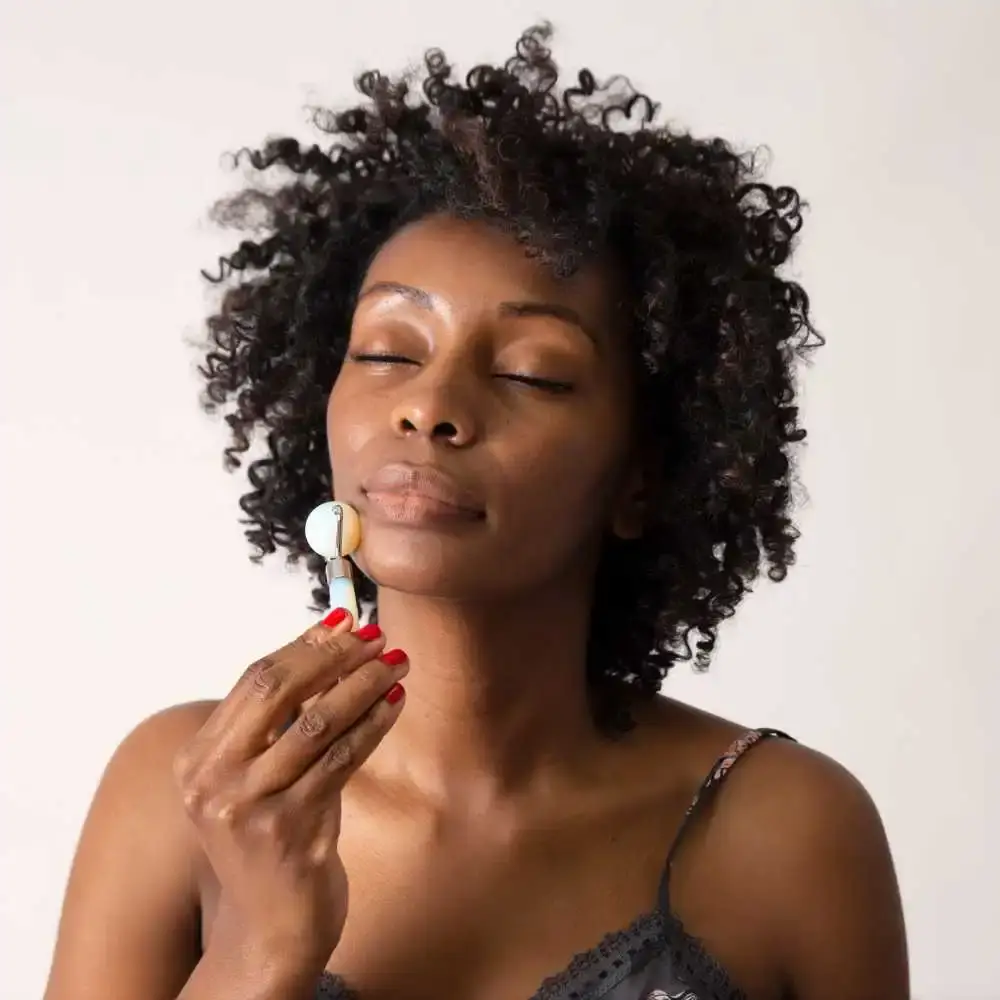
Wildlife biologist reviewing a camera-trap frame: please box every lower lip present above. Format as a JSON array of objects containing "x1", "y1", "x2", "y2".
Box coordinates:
[{"x1": 364, "y1": 491, "x2": 484, "y2": 525}]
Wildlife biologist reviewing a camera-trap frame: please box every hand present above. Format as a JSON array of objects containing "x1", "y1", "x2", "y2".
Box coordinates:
[{"x1": 172, "y1": 611, "x2": 407, "y2": 973}]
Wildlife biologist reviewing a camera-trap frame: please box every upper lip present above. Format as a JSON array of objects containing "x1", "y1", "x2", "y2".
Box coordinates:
[{"x1": 361, "y1": 462, "x2": 485, "y2": 514}]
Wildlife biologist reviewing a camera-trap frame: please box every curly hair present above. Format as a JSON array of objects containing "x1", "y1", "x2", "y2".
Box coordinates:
[{"x1": 198, "y1": 24, "x2": 821, "y2": 730}]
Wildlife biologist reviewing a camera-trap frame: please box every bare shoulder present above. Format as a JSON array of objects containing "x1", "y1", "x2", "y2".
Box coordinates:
[
  {"x1": 107, "y1": 700, "x2": 221, "y2": 817},
  {"x1": 44, "y1": 701, "x2": 221, "y2": 1000},
  {"x1": 646, "y1": 698, "x2": 909, "y2": 1000},
  {"x1": 696, "y1": 717, "x2": 882, "y2": 827},
  {"x1": 721, "y1": 736, "x2": 908, "y2": 998},
  {"x1": 77, "y1": 698, "x2": 222, "y2": 883},
  {"x1": 119, "y1": 699, "x2": 221, "y2": 766},
  {"x1": 106, "y1": 700, "x2": 226, "y2": 865},
  {"x1": 86, "y1": 699, "x2": 222, "y2": 847},
  {"x1": 638, "y1": 696, "x2": 888, "y2": 842},
  {"x1": 692, "y1": 719, "x2": 896, "y2": 890}
]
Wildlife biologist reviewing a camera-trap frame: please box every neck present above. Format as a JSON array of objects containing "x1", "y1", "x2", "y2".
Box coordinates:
[{"x1": 371, "y1": 576, "x2": 601, "y2": 810}]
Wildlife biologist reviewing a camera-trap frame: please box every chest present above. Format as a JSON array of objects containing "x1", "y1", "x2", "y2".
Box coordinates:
[
  {"x1": 329, "y1": 852, "x2": 660, "y2": 999},
  {"x1": 195, "y1": 788, "x2": 778, "y2": 1000},
  {"x1": 199, "y1": 812, "x2": 669, "y2": 1000},
  {"x1": 354, "y1": 790, "x2": 693, "y2": 998}
]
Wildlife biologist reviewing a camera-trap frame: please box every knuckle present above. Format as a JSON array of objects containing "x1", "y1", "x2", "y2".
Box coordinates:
[
  {"x1": 173, "y1": 752, "x2": 212, "y2": 814},
  {"x1": 295, "y1": 709, "x2": 328, "y2": 739},
  {"x1": 179, "y1": 780, "x2": 207, "y2": 814},
  {"x1": 202, "y1": 790, "x2": 242, "y2": 824},
  {"x1": 246, "y1": 803, "x2": 284, "y2": 839},
  {"x1": 181, "y1": 787, "x2": 204, "y2": 814},
  {"x1": 245, "y1": 655, "x2": 285, "y2": 700},
  {"x1": 307, "y1": 834, "x2": 336, "y2": 866},
  {"x1": 298, "y1": 631, "x2": 355, "y2": 679},
  {"x1": 299, "y1": 626, "x2": 326, "y2": 649},
  {"x1": 322, "y1": 634, "x2": 353, "y2": 662},
  {"x1": 323, "y1": 739, "x2": 354, "y2": 773},
  {"x1": 301, "y1": 626, "x2": 347, "y2": 654}
]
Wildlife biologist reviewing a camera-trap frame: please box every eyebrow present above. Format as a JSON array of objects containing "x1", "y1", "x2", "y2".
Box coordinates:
[
  {"x1": 357, "y1": 281, "x2": 600, "y2": 345},
  {"x1": 358, "y1": 281, "x2": 435, "y2": 309}
]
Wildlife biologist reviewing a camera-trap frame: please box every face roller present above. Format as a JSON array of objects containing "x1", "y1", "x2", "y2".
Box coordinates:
[{"x1": 304, "y1": 501, "x2": 362, "y2": 624}]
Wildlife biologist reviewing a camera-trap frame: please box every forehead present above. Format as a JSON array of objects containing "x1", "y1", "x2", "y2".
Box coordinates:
[{"x1": 362, "y1": 214, "x2": 621, "y2": 328}]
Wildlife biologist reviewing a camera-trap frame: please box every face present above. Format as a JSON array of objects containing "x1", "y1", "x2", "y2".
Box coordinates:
[{"x1": 327, "y1": 214, "x2": 641, "y2": 601}]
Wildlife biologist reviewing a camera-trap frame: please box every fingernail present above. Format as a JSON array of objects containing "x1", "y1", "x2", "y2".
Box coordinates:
[
  {"x1": 379, "y1": 648, "x2": 407, "y2": 666},
  {"x1": 323, "y1": 608, "x2": 348, "y2": 627},
  {"x1": 356, "y1": 623, "x2": 382, "y2": 642},
  {"x1": 385, "y1": 683, "x2": 405, "y2": 705}
]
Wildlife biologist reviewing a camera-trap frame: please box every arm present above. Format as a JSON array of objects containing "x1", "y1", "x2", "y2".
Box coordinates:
[
  {"x1": 43, "y1": 704, "x2": 206, "y2": 1000},
  {"x1": 43, "y1": 703, "x2": 319, "y2": 1000},
  {"x1": 714, "y1": 741, "x2": 910, "y2": 1000},
  {"x1": 773, "y1": 751, "x2": 909, "y2": 1000}
]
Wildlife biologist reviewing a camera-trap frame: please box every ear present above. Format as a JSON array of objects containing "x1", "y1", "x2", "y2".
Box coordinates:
[{"x1": 610, "y1": 464, "x2": 646, "y2": 541}]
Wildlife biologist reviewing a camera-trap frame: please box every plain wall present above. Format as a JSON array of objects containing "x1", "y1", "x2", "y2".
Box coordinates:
[{"x1": 1, "y1": 2, "x2": 998, "y2": 998}]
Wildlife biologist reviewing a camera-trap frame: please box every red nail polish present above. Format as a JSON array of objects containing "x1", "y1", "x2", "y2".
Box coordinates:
[
  {"x1": 379, "y1": 648, "x2": 407, "y2": 666},
  {"x1": 322, "y1": 608, "x2": 348, "y2": 627},
  {"x1": 356, "y1": 623, "x2": 382, "y2": 642},
  {"x1": 385, "y1": 683, "x2": 405, "y2": 705}
]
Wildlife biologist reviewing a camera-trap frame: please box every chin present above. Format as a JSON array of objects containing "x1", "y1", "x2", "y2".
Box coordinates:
[{"x1": 353, "y1": 530, "x2": 489, "y2": 600}]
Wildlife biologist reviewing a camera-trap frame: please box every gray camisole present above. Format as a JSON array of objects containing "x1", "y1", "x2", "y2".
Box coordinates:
[{"x1": 317, "y1": 727, "x2": 792, "y2": 1000}]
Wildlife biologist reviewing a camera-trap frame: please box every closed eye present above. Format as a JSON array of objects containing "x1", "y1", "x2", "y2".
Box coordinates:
[
  {"x1": 500, "y1": 374, "x2": 574, "y2": 394},
  {"x1": 349, "y1": 352, "x2": 418, "y2": 365},
  {"x1": 349, "y1": 353, "x2": 572, "y2": 393}
]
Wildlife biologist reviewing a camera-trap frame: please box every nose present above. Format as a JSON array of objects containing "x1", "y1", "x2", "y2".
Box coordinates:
[{"x1": 390, "y1": 376, "x2": 479, "y2": 448}]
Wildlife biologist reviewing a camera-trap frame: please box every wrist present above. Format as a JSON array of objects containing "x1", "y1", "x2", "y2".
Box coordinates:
[
  {"x1": 230, "y1": 939, "x2": 327, "y2": 982},
  {"x1": 188, "y1": 938, "x2": 328, "y2": 1000},
  {"x1": 207, "y1": 918, "x2": 331, "y2": 986}
]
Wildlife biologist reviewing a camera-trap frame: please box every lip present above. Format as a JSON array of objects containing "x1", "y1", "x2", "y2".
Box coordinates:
[{"x1": 361, "y1": 462, "x2": 486, "y2": 523}]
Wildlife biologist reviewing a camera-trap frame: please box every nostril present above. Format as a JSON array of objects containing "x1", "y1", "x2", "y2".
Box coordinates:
[
  {"x1": 394, "y1": 412, "x2": 466, "y2": 443},
  {"x1": 432, "y1": 421, "x2": 458, "y2": 439}
]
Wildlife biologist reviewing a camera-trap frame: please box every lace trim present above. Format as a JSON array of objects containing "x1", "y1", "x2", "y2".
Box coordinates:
[
  {"x1": 316, "y1": 906, "x2": 746, "y2": 1000},
  {"x1": 529, "y1": 907, "x2": 664, "y2": 1000},
  {"x1": 316, "y1": 971, "x2": 356, "y2": 1000},
  {"x1": 661, "y1": 911, "x2": 747, "y2": 1000}
]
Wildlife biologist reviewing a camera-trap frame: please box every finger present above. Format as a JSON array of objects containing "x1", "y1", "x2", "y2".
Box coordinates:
[
  {"x1": 190, "y1": 615, "x2": 387, "y2": 766},
  {"x1": 287, "y1": 679, "x2": 407, "y2": 805},
  {"x1": 221, "y1": 621, "x2": 388, "y2": 760},
  {"x1": 196, "y1": 609, "x2": 356, "y2": 744},
  {"x1": 241, "y1": 648, "x2": 408, "y2": 796}
]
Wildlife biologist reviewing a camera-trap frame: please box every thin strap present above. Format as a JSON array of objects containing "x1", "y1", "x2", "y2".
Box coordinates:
[{"x1": 657, "y1": 727, "x2": 794, "y2": 910}]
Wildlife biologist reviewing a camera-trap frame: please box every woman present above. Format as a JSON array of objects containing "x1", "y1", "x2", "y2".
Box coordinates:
[{"x1": 43, "y1": 25, "x2": 908, "y2": 1000}]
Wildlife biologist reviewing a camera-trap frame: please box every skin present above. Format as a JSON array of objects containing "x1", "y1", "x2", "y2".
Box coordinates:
[{"x1": 43, "y1": 215, "x2": 909, "y2": 1000}]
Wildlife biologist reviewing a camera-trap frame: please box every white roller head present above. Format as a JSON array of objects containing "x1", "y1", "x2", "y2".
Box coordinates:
[{"x1": 304, "y1": 501, "x2": 362, "y2": 559}]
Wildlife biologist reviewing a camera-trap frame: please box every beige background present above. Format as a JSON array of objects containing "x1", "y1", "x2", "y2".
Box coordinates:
[{"x1": 2, "y1": 2, "x2": 998, "y2": 998}]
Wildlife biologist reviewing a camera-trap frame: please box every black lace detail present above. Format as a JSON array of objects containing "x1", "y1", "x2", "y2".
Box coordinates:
[
  {"x1": 315, "y1": 906, "x2": 747, "y2": 1000},
  {"x1": 529, "y1": 907, "x2": 664, "y2": 1000},
  {"x1": 661, "y1": 910, "x2": 747, "y2": 1000},
  {"x1": 313, "y1": 910, "x2": 665, "y2": 1000},
  {"x1": 316, "y1": 971, "x2": 356, "y2": 999}
]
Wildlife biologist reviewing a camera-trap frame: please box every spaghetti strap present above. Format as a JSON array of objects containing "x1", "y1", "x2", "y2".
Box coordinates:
[{"x1": 657, "y1": 727, "x2": 794, "y2": 911}]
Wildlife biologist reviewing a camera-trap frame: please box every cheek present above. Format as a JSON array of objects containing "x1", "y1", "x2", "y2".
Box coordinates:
[
  {"x1": 505, "y1": 411, "x2": 629, "y2": 542},
  {"x1": 326, "y1": 385, "x2": 378, "y2": 482}
]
